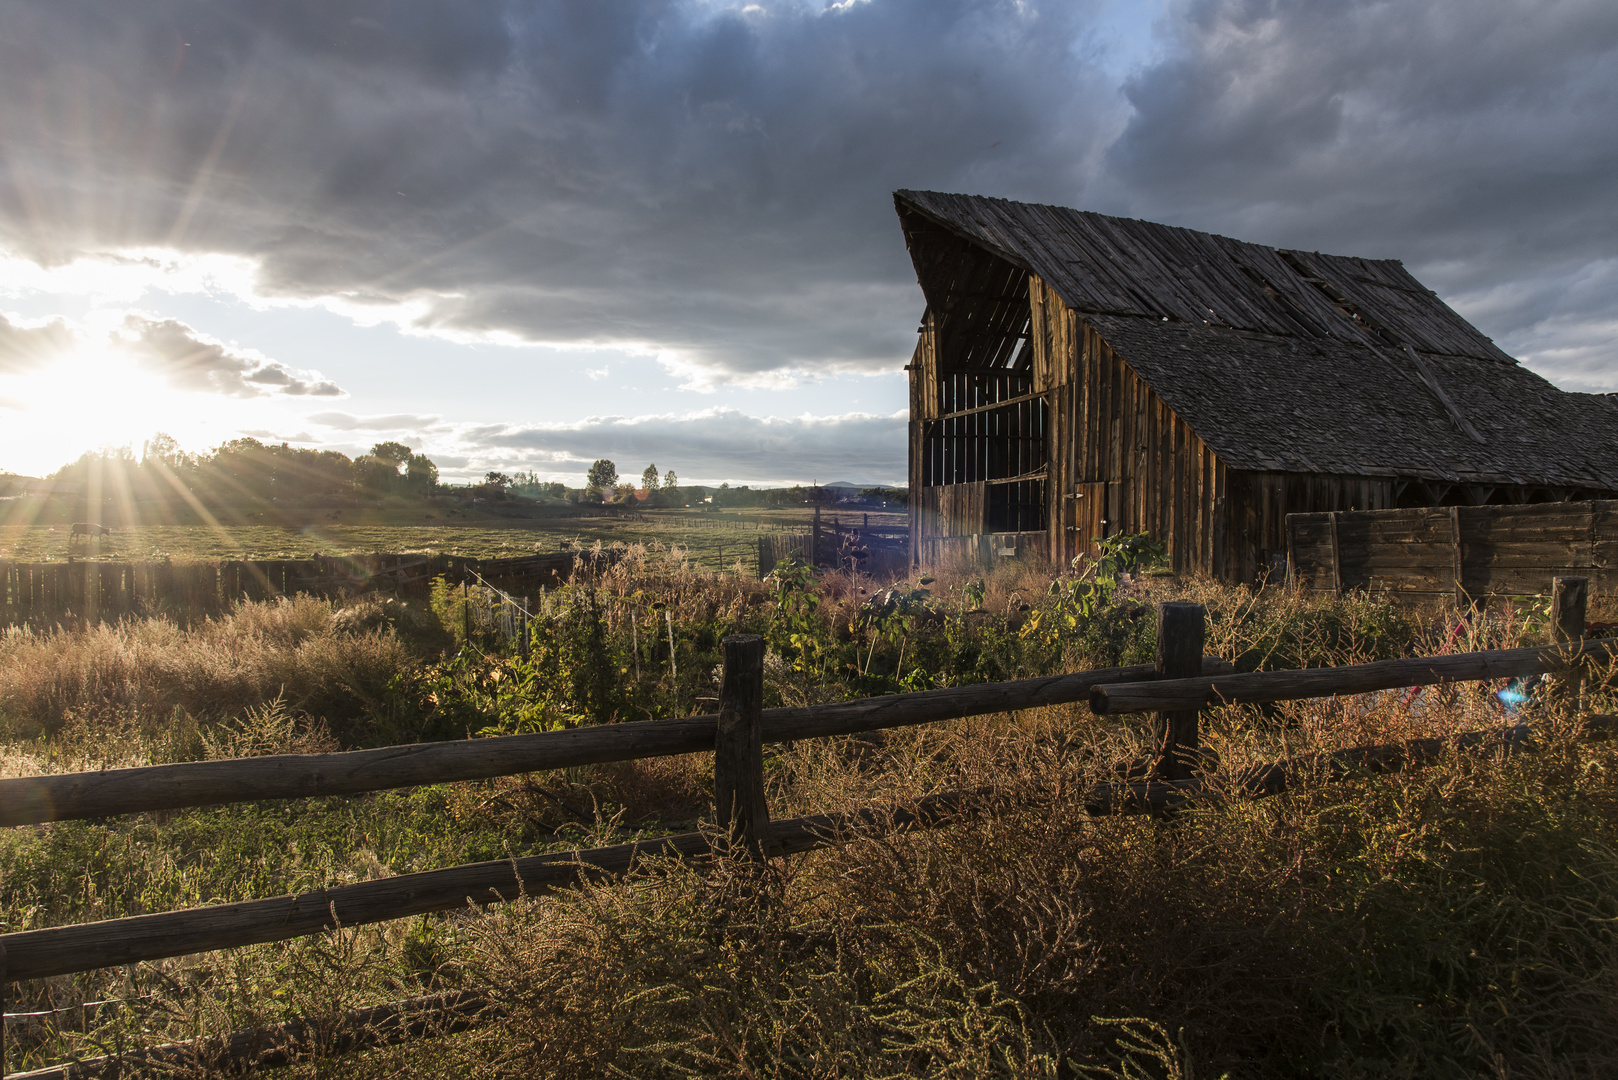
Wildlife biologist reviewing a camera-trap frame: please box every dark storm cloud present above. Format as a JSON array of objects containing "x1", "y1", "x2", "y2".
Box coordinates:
[
  {"x1": 0, "y1": 0, "x2": 1116, "y2": 384},
  {"x1": 0, "y1": 315, "x2": 75, "y2": 373},
  {"x1": 119, "y1": 316, "x2": 344, "y2": 397},
  {"x1": 1, "y1": 0, "x2": 1613, "y2": 398},
  {"x1": 1100, "y1": 0, "x2": 1618, "y2": 383}
]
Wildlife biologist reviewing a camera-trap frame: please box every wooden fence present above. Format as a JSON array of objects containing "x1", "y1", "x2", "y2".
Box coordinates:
[
  {"x1": 1287, "y1": 500, "x2": 1618, "y2": 601},
  {"x1": 0, "y1": 551, "x2": 615, "y2": 629},
  {"x1": 0, "y1": 575, "x2": 1606, "y2": 1077},
  {"x1": 914, "y1": 530, "x2": 1050, "y2": 570},
  {"x1": 756, "y1": 506, "x2": 909, "y2": 578}
]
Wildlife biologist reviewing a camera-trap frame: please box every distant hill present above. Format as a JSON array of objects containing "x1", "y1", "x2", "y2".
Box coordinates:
[{"x1": 820, "y1": 481, "x2": 905, "y2": 491}]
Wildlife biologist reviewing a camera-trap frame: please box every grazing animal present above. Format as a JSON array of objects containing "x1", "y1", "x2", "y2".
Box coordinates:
[{"x1": 70, "y1": 522, "x2": 112, "y2": 541}]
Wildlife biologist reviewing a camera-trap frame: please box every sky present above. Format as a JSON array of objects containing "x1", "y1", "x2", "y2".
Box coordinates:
[{"x1": 0, "y1": 0, "x2": 1613, "y2": 486}]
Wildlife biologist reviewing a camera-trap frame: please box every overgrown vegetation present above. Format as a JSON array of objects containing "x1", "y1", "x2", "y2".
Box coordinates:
[{"x1": 2, "y1": 540, "x2": 1616, "y2": 1078}]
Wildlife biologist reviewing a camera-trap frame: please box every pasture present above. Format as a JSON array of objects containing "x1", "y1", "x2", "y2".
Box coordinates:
[
  {"x1": 0, "y1": 506, "x2": 904, "y2": 572},
  {"x1": 1, "y1": 547, "x2": 1616, "y2": 1078}
]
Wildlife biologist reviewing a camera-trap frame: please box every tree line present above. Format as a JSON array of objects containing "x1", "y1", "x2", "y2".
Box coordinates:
[
  {"x1": 32, "y1": 441, "x2": 905, "y2": 511},
  {"x1": 38, "y1": 435, "x2": 441, "y2": 509}
]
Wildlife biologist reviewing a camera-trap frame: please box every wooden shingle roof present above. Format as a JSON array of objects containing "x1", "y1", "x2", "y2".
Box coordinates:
[{"x1": 896, "y1": 190, "x2": 1618, "y2": 490}]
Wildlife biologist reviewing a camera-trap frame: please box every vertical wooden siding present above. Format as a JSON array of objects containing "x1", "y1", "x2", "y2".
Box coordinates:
[
  {"x1": 1030, "y1": 276, "x2": 1231, "y2": 578},
  {"x1": 1227, "y1": 471, "x2": 1395, "y2": 584}
]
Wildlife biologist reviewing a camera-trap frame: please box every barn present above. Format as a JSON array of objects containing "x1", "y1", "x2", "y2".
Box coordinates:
[{"x1": 897, "y1": 190, "x2": 1618, "y2": 582}]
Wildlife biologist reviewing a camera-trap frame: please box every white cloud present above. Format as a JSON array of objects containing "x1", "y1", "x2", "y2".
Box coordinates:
[
  {"x1": 116, "y1": 316, "x2": 345, "y2": 398},
  {"x1": 306, "y1": 411, "x2": 443, "y2": 432},
  {"x1": 0, "y1": 314, "x2": 75, "y2": 374},
  {"x1": 237, "y1": 428, "x2": 322, "y2": 443}
]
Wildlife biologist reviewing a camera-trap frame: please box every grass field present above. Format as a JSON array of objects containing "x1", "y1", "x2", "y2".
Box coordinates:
[
  {"x1": 8, "y1": 552, "x2": 1610, "y2": 1076},
  {"x1": 0, "y1": 506, "x2": 907, "y2": 570}
]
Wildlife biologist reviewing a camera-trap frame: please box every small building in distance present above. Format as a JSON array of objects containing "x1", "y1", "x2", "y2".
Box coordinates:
[{"x1": 896, "y1": 190, "x2": 1618, "y2": 582}]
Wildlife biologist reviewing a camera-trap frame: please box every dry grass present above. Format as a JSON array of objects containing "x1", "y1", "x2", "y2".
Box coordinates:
[
  {"x1": 5, "y1": 564, "x2": 1618, "y2": 1078},
  {"x1": 0, "y1": 595, "x2": 423, "y2": 748},
  {"x1": 416, "y1": 701, "x2": 1618, "y2": 1080}
]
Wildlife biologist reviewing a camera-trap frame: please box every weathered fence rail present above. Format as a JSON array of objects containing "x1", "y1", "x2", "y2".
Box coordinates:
[
  {"x1": 0, "y1": 575, "x2": 1601, "y2": 1077},
  {"x1": 0, "y1": 792, "x2": 993, "y2": 984},
  {"x1": 1090, "y1": 637, "x2": 1618, "y2": 715},
  {"x1": 0, "y1": 551, "x2": 616, "y2": 628},
  {"x1": 0, "y1": 658, "x2": 1235, "y2": 828}
]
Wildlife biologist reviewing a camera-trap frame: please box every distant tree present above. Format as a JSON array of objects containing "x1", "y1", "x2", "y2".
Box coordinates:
[
  {"x1": 405, "y1": 454, "x2": 439, "y2": 490},
  {"x1": 587, "y1": 459, "x2": 618, "y2": 491},
  {"x1": 355, "y1": 455, "x2": 399, "y2": 492},
  {"x1": 484, "y1": 471, "x2": 512, "y2": 489},
  {"x1": 141, "y1": 432, "x2": 194, "y2": 470},
  {"x1": 614, "y1": 482, "x2": 636, "y2": 503},
  {"x1": 662, "y1": 468, "x2": 678, "y2": 489},
  {"x1": 641, "y1": 463, "x2": 660, "y2": 490},
  {"x1": 371, "y1": 441, "x2": 413, "y2": 466}
]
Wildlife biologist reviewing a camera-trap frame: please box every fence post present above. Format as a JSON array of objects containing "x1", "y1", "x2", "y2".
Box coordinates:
[
  {"x1": 714, "y1": 634, "x2": 771, "y2": 859},
  {"x1": 1552, "y1": 576, "x2": 1588, "y2": 644},
  {"x1": 1552, "y1": 576, "x2": 1588, "y2": 712},
  {"x1": 521, "y1": 597, "x2": 533, "y2": 661},
  {"x1": 1154, "y1": 602, "x2": 1206, "y2": 782}
]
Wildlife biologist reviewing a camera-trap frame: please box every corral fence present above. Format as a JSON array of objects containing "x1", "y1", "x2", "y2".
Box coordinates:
[
  {"x1": 0, "y1": 576, "x2": 1609, "y2": 1078},
  {"x1": 1287, "y1": 499, "x2": 1618, "y2": 602},
  {"x1": 0, "y1": 551, "x2": 619, "y2": 629},
  {"x1": 756, "y1": 506, "x2": 909, "y2": 578}
]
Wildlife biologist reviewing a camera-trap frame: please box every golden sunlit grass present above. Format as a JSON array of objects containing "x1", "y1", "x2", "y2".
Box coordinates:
[
  {"x1": 0, "y1": 594, "x2": 417, "y2": 744},
  {"x1": 2, "y1": 563, "x2": 1615, "y2": 1078}
]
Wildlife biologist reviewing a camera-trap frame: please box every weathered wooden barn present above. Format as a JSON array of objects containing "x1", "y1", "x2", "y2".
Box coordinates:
[{"x1": 898, "y1": 190, "x2": 1618, "y2": 582}]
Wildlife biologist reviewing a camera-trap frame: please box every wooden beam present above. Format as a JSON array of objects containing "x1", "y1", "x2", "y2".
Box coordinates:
[
  {"x1": 1405, "y1": 345, "x2": 1487, "y2": 444},
  {"x1": 924, "y1": 389, "x2": 1047, "y2": 424},
  {"x1": 985, "y1": 469, "x2": 1048, "y2": 487},
  {"x1": 1451, "y1": 505, "x2": 1464, "y2": 604},
  {"x1": 1089, "y1": 636, "x2": 1618, "y2": 714},
  {"x1": 0, "y1": 791, "x2": 998, "y2": 982},
  {"x1": 0, "y1": 659, "x2": 1236, "y2": 828},
  {"x1": 1328, "y1": 510, "x2": 1342, "y2": 592}
]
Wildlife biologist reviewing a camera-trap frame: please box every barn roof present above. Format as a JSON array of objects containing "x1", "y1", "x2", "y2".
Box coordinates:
[{"x1": 896, "y1": 189, "x2": 1618, "y2": 490}]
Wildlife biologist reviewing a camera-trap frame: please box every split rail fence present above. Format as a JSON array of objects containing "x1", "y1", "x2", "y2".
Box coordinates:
[{"x1": 0, "y1": 576, "x2": 1610, "y2": 1077}]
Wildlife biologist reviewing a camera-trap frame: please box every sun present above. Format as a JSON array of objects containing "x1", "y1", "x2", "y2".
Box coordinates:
[{"x1": 0, "y1": 348, "x2": 208, "y2": 475}]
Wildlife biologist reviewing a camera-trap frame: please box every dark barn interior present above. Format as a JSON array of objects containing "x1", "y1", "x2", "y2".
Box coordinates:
[{"x1": 898, "y1": 190, "x2": 1618, "y2": 582}]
